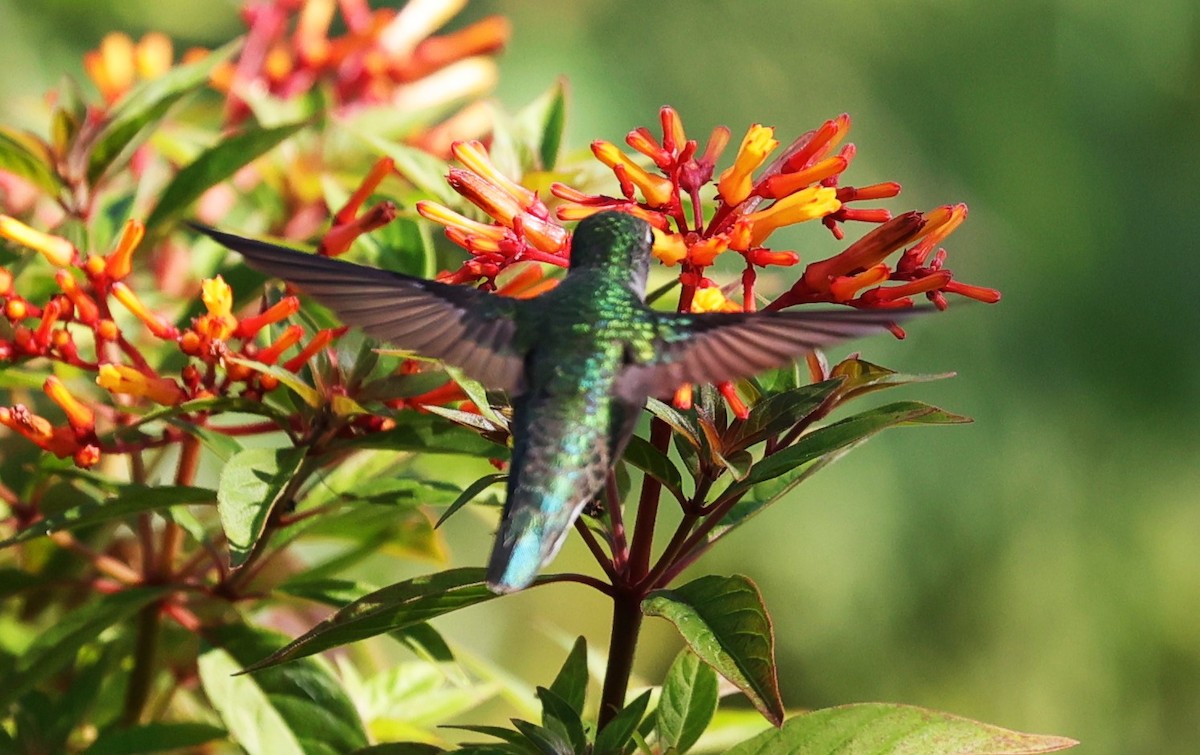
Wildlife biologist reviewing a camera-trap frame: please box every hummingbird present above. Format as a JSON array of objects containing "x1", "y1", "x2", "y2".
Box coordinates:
[{"x1": 194, "y1": 212, "x2": 910, "y2": 593}]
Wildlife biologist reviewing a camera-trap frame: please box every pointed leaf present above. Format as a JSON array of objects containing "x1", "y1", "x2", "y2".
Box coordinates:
[
  {"x1": 643, "y1": 575, "x2": 784, "y2": 726},
  {"x1": 830, "y1": 357, "x2": 954, "y2": 401},
  {"x1": 0, "y1": 588, "x2": 167, "y2": 709},
  {"x1": 656, "y1": 649, "x2": 719, "y2": 753},
  {"x1": 645, "y1": 398, "x2": 700, "y2": 448},
  {"x1": 547, "y1": 636, "x2": 588, "y2": 716},
  {"x1": 199, "y1": 624, "x2": 368, "y2": 754},
  {"x1": 594, "y1": 690, "x2": 652, "y2": 755},
  {"x1": 0, "y1": 485, "x2": 213, "y2": 548},
  {"x1": 83, "y1": 723, "x2": 227, "y2": 755},
  {"x1": 145, "y1": 122, "x2": 305, "y2": 231},
  {"x1": 0, "y1": 126, "x2": 60, "y2": 194},
  {"x1": 511, "y1": 719, "x2": 575, "y2": 755},
  {"x1": 537, "y1": 686, "x2": 587, "y2": 753},
  {"x1": 622, "y1": 434, "x2": 685, "y2": 500},
  {"x1": 87, "y1": 41, "x2": 238, "y2": 183},
  {"x1": 436, "y1": 473, "x2": 506, "y2": 528},
  {"x1": 241, "y1": 568, "x2": 509, "y2": 672},
  {"x1": 723, "y1": 380, "x2": 842, "y2": 453},
  {"x1": 514, "y1": 78, "x2": 568, "y2": 170},
  {"x1": 738, "y1": 401, "x2": 970, "y2": 489},
  {"x1": 330, "y1": 413, "x2": 506, "y2": 458},
  {"x1": 217, "y1": 446, "x2": 307, "y2": 567},
  {"x1": 724, "y1": 703, "x2": 1079, "y2": 754}
]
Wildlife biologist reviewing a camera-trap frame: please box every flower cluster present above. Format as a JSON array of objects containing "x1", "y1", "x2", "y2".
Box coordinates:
[
  {"x1": 208, "y1": 0, "x2": 508, "y2": 135},
  {"x1": 0, "y1": 215, "x2": 337, "y2": 466},
  {"x1": 413, "y1": 107, "x2": 1000, "y2": 415}
]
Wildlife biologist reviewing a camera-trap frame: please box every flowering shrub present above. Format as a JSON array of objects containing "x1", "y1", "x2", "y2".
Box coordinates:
[{"x1": 0, "y1": 1, "x2": 1075, "y2": 753}]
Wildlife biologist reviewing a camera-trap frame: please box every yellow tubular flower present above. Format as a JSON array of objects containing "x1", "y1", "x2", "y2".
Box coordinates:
[
  {"x1": 416, "y1": 200, "x2": 507, "y2": 240},
  {"x1": 745, "y1": 186, "x2": 841, "y2": 247},
  {"x1": 716, "y1": 125, "x2": 778, "y2": 206},
  {"x1": 0, "y1": 215, "x2": 76, "y2": 267},
  {"x1": 110, "y1": 282, "x2": 177, "y2": 339},
  {"x1": 199, "y1": 276, "x2": 236, "y2": 340},
  {"x1": 97, "y1": 364, "x2": 184, "y2": 405},
  {"x1": 134, "y1": 32, "x2": 173, "y2": 79},
  {"x1": 651, "y1": 229, "x2": 687, "y2": 266},
  {"x1": 690, "y1": 287, "x2": 742, "y2": 313}
]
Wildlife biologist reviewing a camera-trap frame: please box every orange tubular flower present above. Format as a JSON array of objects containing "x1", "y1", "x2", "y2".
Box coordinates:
[
  {"x1": 97, "y1": 364, "x2": 185, "y2": 405},
  {"x1": 197, "y1": 276, "x2": 237, "y2": 341},
  {"x1": 54, "y1": 271, "x2": 100, "y2": 324},
  {"x1": 0, "y1": 405, "x2": 79, "y2": 458},
  {"x1": 0, "y1": 215, "x2": 76, "y2": 267},
  {"x1": 235, "y1": 296, "x2": 301, "y2": 339},
  {"x1": 104, "y1": 219, "x2": 146, "y2": 280},
  {"x1": 258, "y1": 324, "x2": 305, "y2": 364},
  {"x1": 334, "y1": 157, "x2": 396, "y2": 224},
  {"x1": 44, "y1": 376, "x2": 95, "y2": 431},
  {"x1": 591, "y1": 141, "x2": 674, "y2": 208}
]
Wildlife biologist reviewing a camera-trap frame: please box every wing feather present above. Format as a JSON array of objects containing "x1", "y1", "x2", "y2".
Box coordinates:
[
  {"x1": 620, "y1": 308, "x2": 918, "y2": 398},
  {"x1": 193, "y1": 224, "x2": 529, "y2": 393}
]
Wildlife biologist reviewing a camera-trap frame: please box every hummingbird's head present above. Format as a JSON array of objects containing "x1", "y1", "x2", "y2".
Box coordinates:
[{"x1": 568, "y1": 211, "x2": 653, "y2": 297}]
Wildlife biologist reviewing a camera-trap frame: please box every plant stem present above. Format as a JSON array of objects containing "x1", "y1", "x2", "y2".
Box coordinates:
[
  {"x1": 598, "y1": 586, "x2": 644, "y2": 729},
  {"x1": 627, "y1": 417, "x2": 671, "y2": 581},
  {"x1": 121, "y1": 600, "x2": 161, "y2": 726}
]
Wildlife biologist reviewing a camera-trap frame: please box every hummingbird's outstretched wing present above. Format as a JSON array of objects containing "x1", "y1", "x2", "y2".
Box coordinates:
[
  {"x1": 192, "y1": 224, "x2": 529, "y2": 394},
  {"x1": 619, "y1": 308, "x2": 916, "y2": 399}
]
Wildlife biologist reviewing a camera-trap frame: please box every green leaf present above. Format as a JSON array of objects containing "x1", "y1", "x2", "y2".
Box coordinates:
[
  {"x1": 0, "y1": 588, "x2": 167, "y2": 709},
  {"x1": 145, "y1": 122, "x2": 305, "y2": 232},
  {"x1": 0, "y1": 485, "x2": 213, "y2": 548},
  {"x1": 547, "y1": 636, "x2": 588, "y2": 717},
  {"x1": 829, "y1": 357, "x2": 954, "y2": 402},
  {"x1": 511, "y1": 719, "x2": 575, "y2": 755},
  {"x1": 643, "y1": 575, "x2": 784, "y2": 726},
  {"x1": 217, "y1": 446, "x2": 307, "y2": 568},
  {"x1": 656, "y1": 649, "x2": 719, "y2": 753},
  {"x1": 514, "y1": 78, "x2": 568, "y2": 170},
  {"x1": 594, "y1": 690, "x2": 652, "y2": 755},
  {"x1": 0, "y1": 126, "x2": 60, "y2": 194},
  {"x1": 352, "y1": 745, "x2": 446, "y2": 754},
  {"x1": 737, "y1": 401, "x2": 970, "y2": 489},
  {"x1": 84, "y1": 723, "x2": 227, "y2": 755},
  {"x1": 623, "y1": 434, "x2": 685, "y2": 501},
  {"x1": 225, "y1": 345, "x2": 319, "y2": 411},
  {"x1": 199, "y1": 623, "x2": 368, "y2": 755},
  {"x1": 240, "y1": 568, "x2": 506, "y2": 672},
  {"x1": 87, "y1": 40, "x2": 238, "y2": 184},
  {"x1": 436, "y1": 473, "x2": 506, "y2": 528},
  {"x1": 0, "y1": 568, "x2": 43, "y2": 599},
  {"x1": 645, "y1": 398, "x2": 700, "y2": 448},
  {"x1": 724, "y1": 703, "x2": 1079, "y2": 754},
  {"x1": 537, "y1": 686, "x2": 587, "y2": 753},
  {"x1": 723, "y1": 380, "x2": 842, "y2": 453},
  {"x1": 354, "y1": 133, "x2": 457, "y2": 204},
  {"x1": 331, "y1": 413, "x2": 506, "y2": 458}
]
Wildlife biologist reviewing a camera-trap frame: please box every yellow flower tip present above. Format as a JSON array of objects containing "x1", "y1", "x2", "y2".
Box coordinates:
[
  {"x1": 44, "y1": 376, "x2": 95, "y2": 431},
  {"x1": 691, "y1": 287, "x2": 742, "y2": 314},
  {"x1": 0, "y1": 215, "x2": 76, "y2": 267},
  {"x1": 688, "y1": 236, "x2": 730, "y2": 267},
  {"x1": 672, "y1": 383, "x2": 693, "y2": 411},
  {"x1": 380, "y1": 0, "x2": 468, "y2": 57},
  {"x1": 451, "y1": 140, "x2": 538, "y2": 210},
  {"x1": 829, "y1": 264, "x2": 891, "y2": 302},
  {"x1": 717, "y1": 124, "x2": 778, "y2": 205},
  {"x1": 518, "y1": 214, "x2": 569, "y2": 255},
  {"x1": 105, "y1": 218, "x2": 145, "y2": 280},
  {"x1": 111, "y1": 282, "x2": 177, "y2": 339},
  {"x1": 905, "y1": 203, "x2": 968, "y2": 265},
  {"x1": 651, "y1": 229, "x2": 687, "y2": 267},
  {"x1": 134, "y1": 32, "x2": 174, "y2": 79},
  {"x1": 746, "y1": 186, "x2": 841, "y2": 247}
]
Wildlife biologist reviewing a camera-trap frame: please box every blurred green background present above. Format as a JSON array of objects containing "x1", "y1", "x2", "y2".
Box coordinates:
[{"x1": 1, "y1": 1, "x2": 1196, "y2": 753}]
